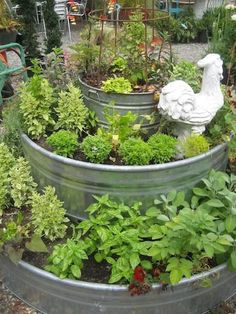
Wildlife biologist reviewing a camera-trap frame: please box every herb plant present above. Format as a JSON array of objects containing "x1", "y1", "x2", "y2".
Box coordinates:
[
  {"x1": 80, "y1": 135, "x2": 112, "y2": 164},
  {"x1": 148, "y1": 133, "x2": 178, "y2": 164},
  {"x1": 9, "y1": 158, "x2": 37, "y2": 208},
  {"x1": 46, "y1": 130, "x2": 78, "y2": 158},
  {"x1": 183, "y1": 134, "x2": 209, "y2": 158},
  {"x1": 119, "y1": 138, "x2": 153, "y2": 165},
  {"x1": 19, "y1": 72, "x2": 55, "y2": 139},
  {"x1": 55, "y1": 84, "x2": 88, "y2": 135},
  {"x1": 170, "y1": 60, "x2": 201, "y2": 93},
  {"x1": 0, "y1": 143, "x2": 15, "y2": 213},
  {"x1": 30, "y1": 186, "x2": 69, "y2": 241},
  {"x1": 45, "y1": 239, "x2": 88, "y2": 279},
  {"x1": 101, "y1": 77, "x2": 132, "y2": 94}
]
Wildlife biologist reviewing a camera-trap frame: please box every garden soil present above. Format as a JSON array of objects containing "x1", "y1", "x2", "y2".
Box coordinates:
[{"x1": 0, "y1": 25, "x2": 235, "y2": 313}]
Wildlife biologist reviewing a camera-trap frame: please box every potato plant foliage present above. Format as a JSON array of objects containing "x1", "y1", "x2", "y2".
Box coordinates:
[{"x1": 46, "y1": 170, "x2": 236, "y2": 284}]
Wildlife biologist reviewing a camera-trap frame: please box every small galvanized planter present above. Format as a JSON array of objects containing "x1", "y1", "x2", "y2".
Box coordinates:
[
  {"x1": 78, "y1": 77, "x2": 159, "y2": 133},
  {"x1": 21, "y1": 134, "x2": 228, "y2": 220},
  {"x1": 0, "y1": 254, "x2": 235, "y2": 314}
]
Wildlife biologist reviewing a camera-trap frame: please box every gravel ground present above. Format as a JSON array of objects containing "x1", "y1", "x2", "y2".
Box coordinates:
[{"x1": 0, "y1": 24, "x2": 234, "y2": 314}]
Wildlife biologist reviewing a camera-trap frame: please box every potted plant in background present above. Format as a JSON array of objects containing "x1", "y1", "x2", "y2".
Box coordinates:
[{"x1": 0, "y1": 0, "x2": 20, "y2": 45}]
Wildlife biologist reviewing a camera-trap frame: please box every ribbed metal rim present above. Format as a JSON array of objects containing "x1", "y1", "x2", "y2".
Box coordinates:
[
  {"x1": 17, "y1": 259, "x2": 226, "y2": 291},
  {"x1": 78, "y1": 77, "x2": 155, "y2": 96},
  {"x1": 21, "y1": 134, "x2": 227, "y2": 172}
]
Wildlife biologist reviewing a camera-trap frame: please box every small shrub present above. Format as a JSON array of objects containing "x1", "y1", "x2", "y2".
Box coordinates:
[
  {"x1": 9, "y1": 157, "x2": 37, "y2": 208},
  {"x1": 0, "y1": 170, "x2": 9, "y2": 215},
  {"x1": 119, "y1": 138, "x2": 153, "y2": 165},
  {"x1": 0, "y1": 143, "x2": 16, "y2": 173},
  {"x1": 80, "y1": 135, "x2": 112, "y2": 164},
  {"x1": 47, "y1": 130, "x2": 78, "y2": 157},
  {"x1": 148, "y1": 133, "x2": 178, "y2": 164},
  {"x1": 19, "y1": 75, "x2": 55, "y2": 139},
  {"x1": 183, "y1": 134, "x2": 210, "y2": 158},
  {"x1": 55, "y1": 84, "x2": 88, "y2": 135},
  {"x1": 101, "y1": 77, "x2": 132, "y2": 94},
  {"x1": 170, "y1": 61, "x2": 201, "y2": 93},
  {"x1": 30, "y1": 186, "x2": 69, "y2": 241}
]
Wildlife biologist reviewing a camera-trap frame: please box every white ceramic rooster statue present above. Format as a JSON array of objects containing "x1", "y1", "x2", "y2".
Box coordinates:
[{"x1": 158, "y1": 54, "x2": 224, "y2": 140}]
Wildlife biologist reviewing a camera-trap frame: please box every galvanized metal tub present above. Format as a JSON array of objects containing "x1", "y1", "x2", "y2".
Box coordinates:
[
  {"x1": 0, "y1": 254, "x2": 235, "y2": 314},
  {"x1": 21, "y1": 133, "x2": 228, "y2": 220},
  {"x1": 78, "y1": 77, "x2": 159, "y2": 133}
]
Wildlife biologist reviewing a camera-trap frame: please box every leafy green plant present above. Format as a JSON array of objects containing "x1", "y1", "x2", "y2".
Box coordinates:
[
  {"x1": 46, "y1": 130, "x2": 78, "y2": 158},
  {"x1": 119, "y1": 138, "x2": 153, "y2": 165},
  {"x1": 182, "y1": 134, "x2": 209, "y2": 158},
  {"x1": 99, "y1": 109, "x2": 140, "y2": 148},
  {"x1": 170, "y1": 61, "x2": 201, "y2": 93},
  {"x1": 19, "y1": 70, "x2": 55, "y2": 139},
  {"x1": 55, "y1": 84, "x2": 88, "y2": 135},
  {"x1": 80, "y1": 135, "x2": 112, "y2": 164},
  {"x1": 101, "y1": 77, "x2": 132, "y2": 94},
  {"x1": 30, "y1": 186, "x2": 69, "y2": 241},
  {"x1": 0, "y1": 101, "x2": 24, "y2": 157},
  {"x1": 148, "y1": 133, "x2": 178, "y2": 164},
  {"x1": 0, "y1": 143, "x2": 15, "y2": 213},
  {"x1": 45, "y1": 239, "x2": 88, "y2": 279},
  {"x1": 46, "y1": 171, "x2": 236, "y2": 285},
  {"x1": 111, "y1": 57, "x2": 128, "y2": 73},
  {"x1": 9, "y1": 157, "x2": 37, "y2": 208},
  {"x1": 74, "y1": 194, "x2": 148, "y2": 283}
]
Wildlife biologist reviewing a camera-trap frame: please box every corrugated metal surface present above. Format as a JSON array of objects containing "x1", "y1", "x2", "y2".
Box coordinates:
[
  {"x1": 0, "y1": 255, "x2": 235, "y2": 314},
  {"x1": 21, "y1": 134, "x2": 228, "y2": 220},
  {"x1": 78, "y1": 77, "x2": 159, "y2": 133}
]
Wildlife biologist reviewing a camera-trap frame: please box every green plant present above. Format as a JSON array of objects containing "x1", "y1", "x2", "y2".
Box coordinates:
[
  {"x1": 30, "y1": 186, "x2": 69, "y2": 241},
  {"x1": 207, "y1": 6, "x2": 236, "y2": 67},
  {"x1": 119, "y1": 138, "x2": 153, "y2": 165},
  {"x1": 0, "y1": 143, "x2": 15, "y2": 213},
  {"x1": 0, "y1": 0, "x2": 19, "y2": 30},
  {"x1": 100, "y1": 109, "x2": 140, "y2": 147},
  {"x1": 182, "y1": 134, "x2": 209, "y2": 158},
  {"x1": 80, "y1": 134, "x2": 112, "y2": 164},
  {"x1": 17, "y1": 0, "x2": 40, "y2": 57},
  {"x1": 46, "y1": 171, "x2": 236, "y2": 284},
  {"x1": 111, "y1": 57, "x2": 128, "y2": 73},
  {"x1": 0, "y1": 101, "x2": 24, "y2": 157},
  {"x1": 43, "y1": 0, "x2": 62, "y2": 54},
  {"x1": 101, "y1": 77, "x2": 132, "y2": 94},
  {"x1": 9, "y1": 157, "x2": 37, "y2": 208},
  {"x1": 45, "y1": 239, "x2": 88, "y2": 279},
  {"x1": 46, "y1": 130, "x2": 78, "y2": 158},
  {"x1": 55, "y1": 84, "x2": 88, "y2": 135},
  {"x1": 19, "y1": 69, "x2": 55, "y2": 139},
  {"x1": 170, "y1": 61, "x2": 201, "y2": 93},
  {"x1": 170, "y1": 8, "x2": 198, "y2": 43},
  {"x1": 148, "y1": 133, "x2": 178, "y2": 164}
]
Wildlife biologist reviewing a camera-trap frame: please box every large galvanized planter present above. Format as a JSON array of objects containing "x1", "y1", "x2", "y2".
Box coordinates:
[
  {"x1": 78, "y1": 77, "x2": 159, "y2": 133},
  {"x1": 21, "y1": 133, "x2": 228, "y2": 220},
  {"x1": 0, "y1": 254, "x2": 235, "y2": 314}
]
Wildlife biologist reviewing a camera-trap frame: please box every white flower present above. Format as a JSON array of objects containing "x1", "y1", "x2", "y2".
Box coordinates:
[{"x1": 231, "y1": 14, "x2": 236, "y2": 21}]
